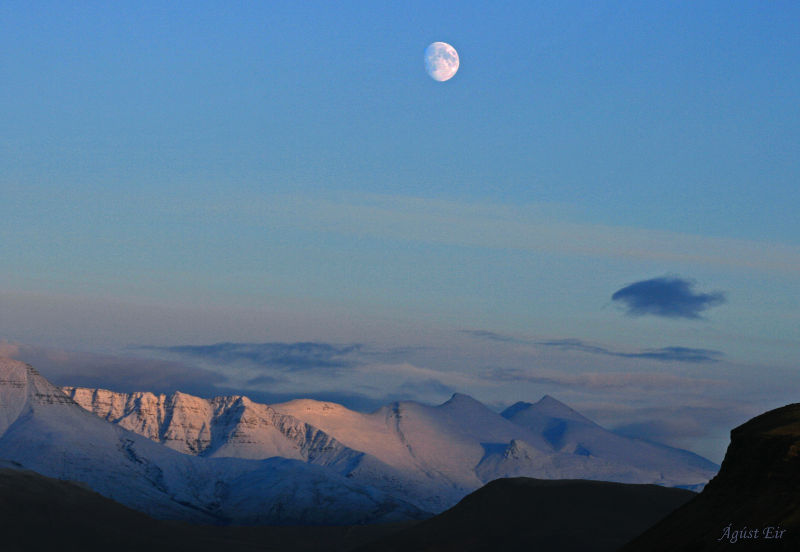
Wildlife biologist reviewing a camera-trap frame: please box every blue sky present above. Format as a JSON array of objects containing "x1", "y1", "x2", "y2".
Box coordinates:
[{"x1": 1, "y1": 1, "x2": 799, "y2": 462}]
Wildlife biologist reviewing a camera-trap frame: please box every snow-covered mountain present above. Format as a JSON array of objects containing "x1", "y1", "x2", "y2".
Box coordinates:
[
  {"x1": 496, "y1": 396, "x2": 717, "y2": 487},
  {"x1": 62, "y1": 385, "x2": 441, "y2": 510},
  {"x1": 0, "y1": 358, "x2": 424, "y2": 524},
  {"x1": 274, "y1": 393, "x2": 717, "y2": 493},
  {"x1": 63, "y1": 383, "x2": 718, "y2": 513},
  {"x1": 0, "y1": 355, "x2": 717, "y2": 524}
]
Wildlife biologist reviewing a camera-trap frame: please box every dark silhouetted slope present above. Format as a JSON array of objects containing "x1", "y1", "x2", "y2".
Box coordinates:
[
  {"x1": 355, "y1": 477, "x2": 694, "y2": 552},
  {"x1": 621, "y1": 403, "x2": 800, "y2": 551}
]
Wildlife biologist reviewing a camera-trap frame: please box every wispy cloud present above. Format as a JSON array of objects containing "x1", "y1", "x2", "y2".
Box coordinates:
[
  {"x1": 183, "y1": 194, "x2": 800, "y2": 273},
  {"x1": 1, "y1": 340, "x2": 397, "y2": 409},
  {"x1": 245, "y1": 374, "x2": 289, "y2": 386},
  {"x1": 142, "y1": 342, "x2": 477, "y2": 404},
  {"x1": 3, "y1": 341, "x2": 228, "y2": 396},
  {"x1": 481, "y1": 367, "x2": 722, "y2": 391},
  {"x1": 395, "y1": 378, "x2": 455, "y2": 398},
  {"x1": 606, "y1": 402, "x2": 757, "y2": 448},
  {"x1": 458, "y1": 330, "x2": 525, "y2": 344},
  {"x1": 463, "y1": 331, "x2": 724, "y2": 364},
  {"x1": 631, "y1": 346, "x2": 724, "y2": 363},
  {"x1": 541, "y1": 339, "x2": 724, "y2": 363},
  {"x1": 611, "y1": 276, "x2": 726, "y2": 319},
  {"x1": 0, "y1": 340, "x2": 20, "y2": 358},
  {"x1": 148, "y1": 342, "x2": 364, "y2": 372}
]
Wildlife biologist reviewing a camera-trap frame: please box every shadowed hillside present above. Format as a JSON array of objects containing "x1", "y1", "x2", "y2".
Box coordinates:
[
  {"x1": 355, "y1": 477, "x2": 695, "y2": 552},
  {"x1": 621, "y1": 403, "x2": 800, "y2": 551}
]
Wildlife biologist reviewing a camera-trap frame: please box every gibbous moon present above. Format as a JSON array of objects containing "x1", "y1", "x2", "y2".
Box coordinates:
[{"x1": 424, "y1": 42, "x2": 459, "y2": 82}]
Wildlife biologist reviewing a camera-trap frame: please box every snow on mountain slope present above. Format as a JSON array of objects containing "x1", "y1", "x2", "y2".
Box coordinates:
[
  {"x1": 273, "y1": 392, "x2": 693, "y2": 504},
  {"x1": 271, "y1": 393, "x2": 556, "y2": 502},
  {"x1": 61, "y1": 379, "x2": 718, "y2": 513},
  {"x1": 500, "y1": 396, "x2": 718, "y2": 486},
  {"x1": 503, "y1": 395, "x2": 596, "y2": 428},
  {"x1": 0, "y1": 358, "x2": 424, "y2": 524},
  {"x1": 63, "y1": 387, "x2": 354, "y2": 463},
  {"x1": 274, "y1": 393, "x2": 552, "y2": 476},
  {"x1": 1, "y1": 358, "x2": 219, "y2": 521},
  {"x1": 62, "y1": 386, "x2": 435, "y2": 509},
  {"x1": 275, "y1": 392, "x2": 717, "y2": 493}
]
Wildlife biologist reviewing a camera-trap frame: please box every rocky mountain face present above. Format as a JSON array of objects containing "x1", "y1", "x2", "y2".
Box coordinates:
[
  {"x1": 62, "y1": 386, "x2": 363, "y2": 465},
  {"x1": 62, "y1": 385, "x2": 430, "y2": 509},
  {"x1": 621, "y1": 402, "x2": 800, "y2": 550}
]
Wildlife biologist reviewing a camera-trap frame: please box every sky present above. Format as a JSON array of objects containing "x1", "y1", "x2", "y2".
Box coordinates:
[{"x1": 1, "y1": 1, "x2": 799, "y2": 463}]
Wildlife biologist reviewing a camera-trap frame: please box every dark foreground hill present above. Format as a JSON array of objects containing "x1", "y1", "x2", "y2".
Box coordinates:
[
  {"x1": 621, "y1": 403, "x2": 800, "y2": 551},
  {"x1": 0, "y1": 463, "x2": 410, "y2": 552},
  {"x1": 354, "y1": 477, "x2": 695, "y2": 552}
]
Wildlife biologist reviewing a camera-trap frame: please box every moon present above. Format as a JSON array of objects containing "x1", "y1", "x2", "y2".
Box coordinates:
[{"x1": 424, "y1": 42, "x2": 459, "y2": 82}]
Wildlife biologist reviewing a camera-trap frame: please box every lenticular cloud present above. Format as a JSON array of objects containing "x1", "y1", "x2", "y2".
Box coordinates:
[{"x1": 611, "y1": 276, "x2": 726, "y2": 319}]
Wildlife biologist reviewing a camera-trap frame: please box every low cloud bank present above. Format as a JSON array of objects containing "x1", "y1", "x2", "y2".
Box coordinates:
[{"x1": 147, "y1": 342, "x2": 364, "y2": 373}]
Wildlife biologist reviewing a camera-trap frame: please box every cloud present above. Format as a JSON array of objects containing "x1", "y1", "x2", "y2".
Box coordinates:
[
  {"x1": 631, "y1": 346, "x2": 723, "y2": 363},
  {"x1": 395, "y1": 378, "x2": 454, "y2": 398},
  {"x1": 187, "y1": 193, "x2": 800, "y2": 273},
  {"x1": 608, "y1": 402, "x2": 757, "y2": 449},
  {"x1": 140, "y1": 343, "x2": 475, "y2": 406},
  {"x1": 246, "y1": 374, "x2": 289, "y2": 386},
  {"x1": 462, "y1": 331, "x2": 723, "y2": 364},
  {"x1": 611, "y1": 276, "x2": 726, "y2": 319},
  {"x1": 540, "y1": 339, "x2": 723, "y2": 364},
  {"x1": 481, "y1": 367, "x2": 722, "y2": 391},
  {"x1": 3, "y1": 342, "x2": 228, "y2": 397},
  {"x1": 538, "y1": 338, "x2": 613, "y2": 356},
  {"x1": 0, "y1": 340, "x2": 21, "y2": 358},
  {"x1": 148, "y1": 342, "x2": 363, "y2": 372},
  {"x1": 1, "y1": 340, "x2": 397, "y2": 410},
  {"x1": 458, "y1": 330, "x2": 523, "y2": 344}
]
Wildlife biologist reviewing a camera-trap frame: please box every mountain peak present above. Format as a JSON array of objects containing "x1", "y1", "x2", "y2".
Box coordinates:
[
  {"x1": 441, "y1": 393, "x2": 486, "y2": 410},
  {"x1": 535, "y1": 394, "x2": 568, "y2": 408},
  {"x1": 532, "y1": 395, "x2": 589, "y2": 420},
  {"x1": 1, "y1": 357, "x2": 74, "y2": 403},
  {"x1": 538, "y1": 394, "x2": 560, "y2": 403},
  {"x1": 0, "y1": 356, "x2": 31, "y2": 374},
  {"x1": 500, "y1": 401, "x2": 534, "y2": 419},
  {"x1": 448, "y1": 392, "x2": 476, "y2": 402},
  {"x1": 501, "y1": 395, "x2": 594, "y2": 426}
]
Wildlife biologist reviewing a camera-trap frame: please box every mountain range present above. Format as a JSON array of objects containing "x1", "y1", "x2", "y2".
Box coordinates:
[
  {"x1": 1, "y1": 357, "x2": 717, "y2": 523},
  {"x1": 0, "y1": 357, "x2": 422, "y2": 524}
]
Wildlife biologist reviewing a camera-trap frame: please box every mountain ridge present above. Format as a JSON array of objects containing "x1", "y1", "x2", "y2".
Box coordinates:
[
  {"x1": 0, "y1": 357, "x2": 425, "y2": 525},
  {"x1": 1, "y1": 357, "x2": 718, "y2": 524},
  {"x1": 63, "y1": 383, "x2": 718, "y2": 512}
]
